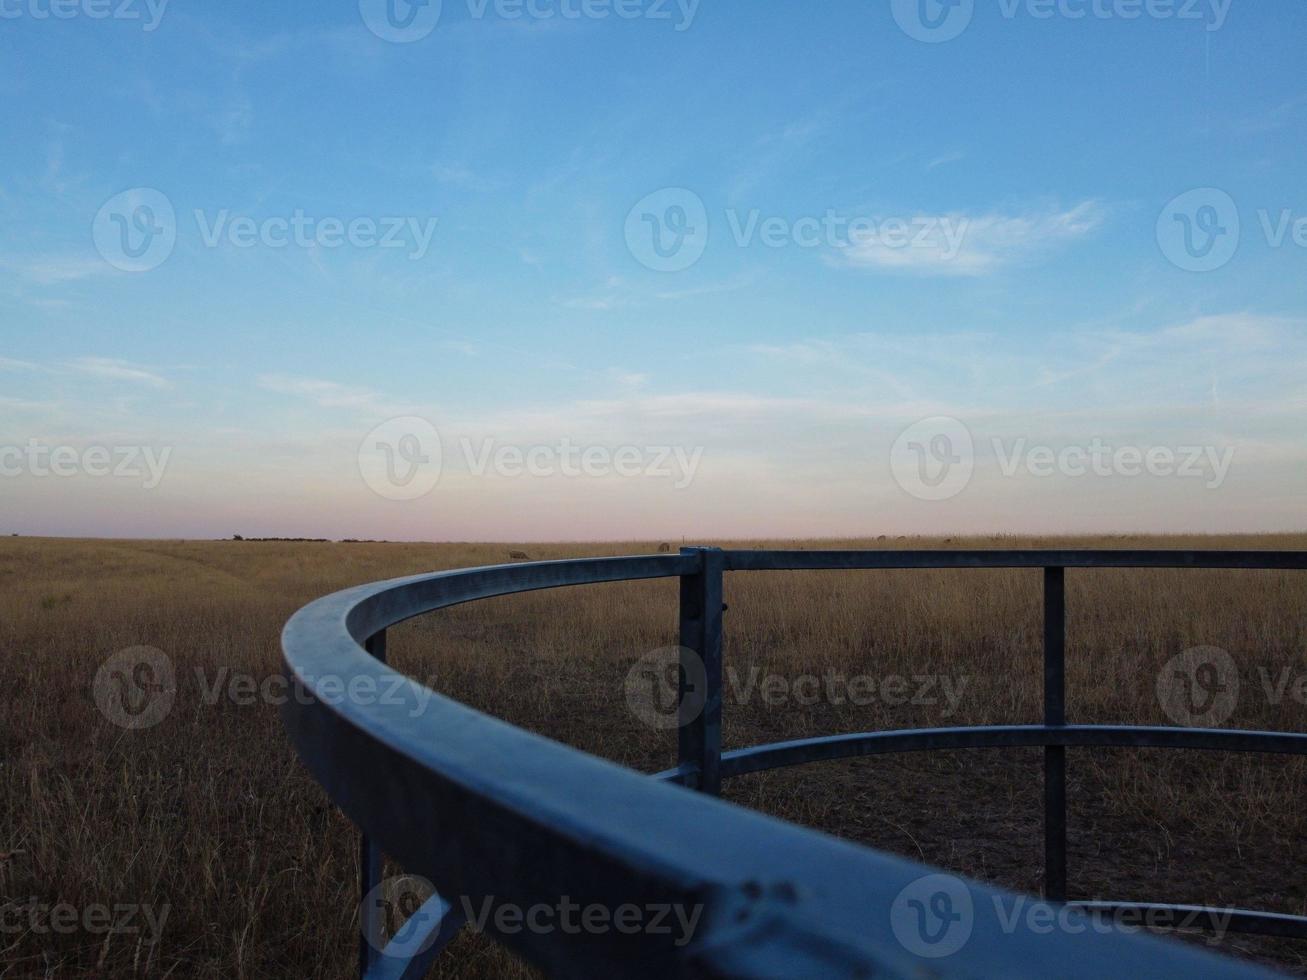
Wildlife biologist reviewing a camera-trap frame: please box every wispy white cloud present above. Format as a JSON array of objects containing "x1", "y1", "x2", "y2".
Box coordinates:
[
  {"x1": 727, "y1": 115, "x2": 831, "y2": 203},
  {"x1": 926, "y1": 150, "x2": 965, "y2": 170},
  {"x1": 257, "y1": 374, "x2": 425, "y2": 419},
  {"x1": 0, "y1": 395, "x2": 56, "y2": 412},
  {"x1": 258, "y1": 374, "x2": 386, "y2": 410},
  {"x1": 608, "y1": 370, "x2": 648, "y2": 388},
  {"x1": 560, "y1": 274, "x2": 630, "y2": 311},
  {"x1": 447, "y1": 392, "x2": 845, "y2": 439},
  {"x1": 654, "y1": 274, "x2": 755, "y2": 302},
  {"x1": 1, "y1": 256, "x2": 107, "y2": 286},
  {"x1": 1158, "y1": 312, "x2": 1285, "y2": 348},
  {"x1": 69, "y1": 357, "x2": 170, "y2": 388},
  {"x1": 839, "y1": 201, "x2": 1103, "y2": 277},
  {"x1": 748, "y1": 314, "x2": 1307, "y2": 420},
  {"x1": 562, "y1": 296, "x2": 621, "y2": 311},
  {"x1": 433, "y1": 163, "x2": 498, "y2": 192},
  {"x1": 747, "y1": 339, "x2": 924, "y2": 400},
  {"x1": 213, "y1": 96, "x2": 253, "y2": 145},
  {"x1": 1209, "y1": 92, "x2": 1307, "y2": 136}
]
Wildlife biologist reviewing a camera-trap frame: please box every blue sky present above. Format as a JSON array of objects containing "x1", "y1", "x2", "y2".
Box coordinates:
[{"x1": 1, "y1": 1, "x2": 1304, "y2": 540}]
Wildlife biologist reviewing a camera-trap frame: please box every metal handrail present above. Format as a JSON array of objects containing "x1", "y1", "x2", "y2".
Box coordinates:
[{"x1": 281, "y1": 549, "x2": 1307, "y2": 978}]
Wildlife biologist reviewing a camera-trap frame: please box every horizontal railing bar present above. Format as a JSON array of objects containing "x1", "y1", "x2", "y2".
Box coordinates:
[
  {"x1": 283, "y1": 553, "x2": 1304, "y2": 979},
  {"x1": 337, "y1": 553, "x2": 696, "y2": 642},
  {"x1": 722, "y1": 550, "x2": 1307, "y2": 571},
  {"x1": 711, "y1": 725, "x2": 1307, "y2": 780},
  {"x1": 1070, "y1": 903, "x2": 1307, "y2": 940}
]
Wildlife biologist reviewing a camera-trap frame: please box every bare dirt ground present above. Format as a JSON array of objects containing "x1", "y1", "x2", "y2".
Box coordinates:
[{"x1": 2, "y1": 535, "x2": 1305, "y2": 977}]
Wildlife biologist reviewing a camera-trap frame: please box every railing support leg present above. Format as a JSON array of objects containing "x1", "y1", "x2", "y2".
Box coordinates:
[
  {"x1": 359, "y1": 629, "x2": 387, "y2": 977},
  {"x1": 1043, "y1": 567, "x2": 1067, "y2": 903},
  {"x1": 679, "y1": 548, "x2": 724, "y2": 796}
]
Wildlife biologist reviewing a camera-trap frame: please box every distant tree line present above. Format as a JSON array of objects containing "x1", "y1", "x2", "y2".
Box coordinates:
[{"x1": 230, "y1": 535, "x2": 390, "y2": 543}]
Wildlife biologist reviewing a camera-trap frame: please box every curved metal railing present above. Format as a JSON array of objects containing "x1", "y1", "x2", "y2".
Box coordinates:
[{"x1": 281, "y1": 548, "x2": 1307, "y2": 978}]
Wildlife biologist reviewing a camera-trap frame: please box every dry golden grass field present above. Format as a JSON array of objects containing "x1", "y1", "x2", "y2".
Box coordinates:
[{"x1": 2, "y1": 534, "x2": 1306, "y2": 977}]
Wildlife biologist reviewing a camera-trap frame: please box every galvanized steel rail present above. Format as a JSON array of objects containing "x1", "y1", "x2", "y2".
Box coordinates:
[{"x1": 281, "y1": 548, "x2": 1307, "y2": 978}]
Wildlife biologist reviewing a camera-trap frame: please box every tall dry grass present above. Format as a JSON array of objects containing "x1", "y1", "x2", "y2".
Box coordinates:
[{"x1": 1, "y1": 535, "x2": 1305, "y2": 977}]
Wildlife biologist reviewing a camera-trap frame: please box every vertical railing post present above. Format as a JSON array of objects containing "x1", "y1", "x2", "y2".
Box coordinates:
[
  {"x1": 1043, "y1": 567, "x2": 1067, "y2": 903},
  {"x1": 678, "y1": 548, "x2": 724, "y2": 796},
  {"x1": 359, "y1": 629, "x2": 386, "y2": 977}
]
